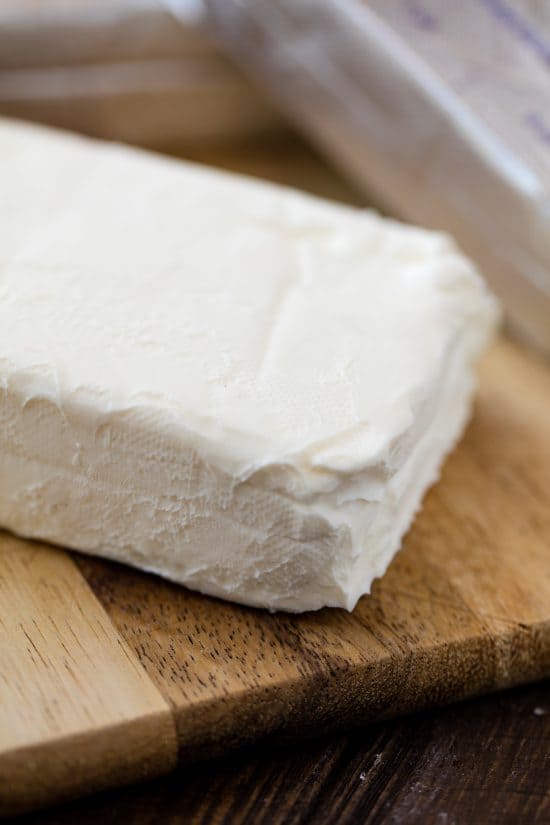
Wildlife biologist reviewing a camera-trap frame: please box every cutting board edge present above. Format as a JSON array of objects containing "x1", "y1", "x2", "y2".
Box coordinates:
[
  {"x1": 169, "y1": 617, "x2": 550, "y2": 758},
  {"x1": 0, "y1": 706, "x2": 177, "y2": 817}
]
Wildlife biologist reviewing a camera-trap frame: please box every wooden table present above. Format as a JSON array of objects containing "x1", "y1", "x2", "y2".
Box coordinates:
[{"x1": 5, "y1": 134, "x2": 550, "y2": 823}]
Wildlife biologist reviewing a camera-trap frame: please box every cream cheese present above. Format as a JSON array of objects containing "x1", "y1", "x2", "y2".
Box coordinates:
[{"x1": 0, "y1": 118, "x2": 498, "y2": 611}]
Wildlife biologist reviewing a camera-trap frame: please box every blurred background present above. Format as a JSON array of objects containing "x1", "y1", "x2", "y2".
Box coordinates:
[
  {"x1": 0, "y1": 0, "x2": 283, "y2": 149},
  {"x1": 1, "y1": 0, "x2": 549, "y2": 352}
]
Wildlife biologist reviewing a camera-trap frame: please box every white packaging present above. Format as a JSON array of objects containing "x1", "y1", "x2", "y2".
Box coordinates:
[
  {"x1": 192, "y1": 0, "x2": 550, "y2": 353},
  {"x1": 0, "y1": 0, "x2": 282, "y2": 147}
]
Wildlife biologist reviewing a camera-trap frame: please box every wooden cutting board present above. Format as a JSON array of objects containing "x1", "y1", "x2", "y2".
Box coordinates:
[{"x1": 1, "y1": 336, "x2": 550, "y2": 815}]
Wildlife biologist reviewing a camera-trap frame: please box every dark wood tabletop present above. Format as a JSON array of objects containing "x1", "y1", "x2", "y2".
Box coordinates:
[{"x1": 15, "y1": 679, "x2": 549, "y2": 824}]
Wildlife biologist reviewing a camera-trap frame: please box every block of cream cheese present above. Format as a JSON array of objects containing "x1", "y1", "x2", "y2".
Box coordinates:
[{"x1": 0, "y1": 118, "x2": 498, "y2": 611}]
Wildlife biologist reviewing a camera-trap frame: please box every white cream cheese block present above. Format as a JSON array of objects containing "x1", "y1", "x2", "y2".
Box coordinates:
[{"x1": 0, "y1": 118, "x2": 498, "y2": 611}]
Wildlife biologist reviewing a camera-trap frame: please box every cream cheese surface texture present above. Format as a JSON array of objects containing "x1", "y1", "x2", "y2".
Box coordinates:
[{"x1": 0, "y1": 118, "x2": 498, "y2": 611}]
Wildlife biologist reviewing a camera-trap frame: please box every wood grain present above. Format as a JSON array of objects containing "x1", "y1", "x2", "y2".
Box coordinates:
[
  {"x1": 0, "y1": 538, "x2": 178, "y2": 815},
  {"x1": 16, "y1": 680, "x2": 550, "y2": 825}
]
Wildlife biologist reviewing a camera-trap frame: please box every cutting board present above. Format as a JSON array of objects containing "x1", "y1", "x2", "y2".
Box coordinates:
[{"x1": 1, "y1": 336, "x2": 550, "y2": 815}]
